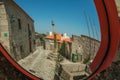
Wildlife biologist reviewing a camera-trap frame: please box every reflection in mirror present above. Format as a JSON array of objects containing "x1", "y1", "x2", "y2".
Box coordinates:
[{"x1": 0, "y1": 0, "x2": 102, "y2": 80}]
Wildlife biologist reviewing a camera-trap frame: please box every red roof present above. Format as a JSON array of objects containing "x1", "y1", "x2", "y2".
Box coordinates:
[
  {"x1": 45, "y1": 34, "x2": 61, "y2": 41},
  {"x1": 45, "y1": 34, "x2": 72, "y2": 43}
]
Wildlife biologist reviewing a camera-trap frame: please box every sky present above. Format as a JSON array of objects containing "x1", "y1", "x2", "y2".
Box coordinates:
[{"x1": 14, "y1": 0, "x2": 101, "y2": 40}]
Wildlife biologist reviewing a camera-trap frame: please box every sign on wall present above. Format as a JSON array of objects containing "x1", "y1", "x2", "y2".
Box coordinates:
[{"x1": 4, "y1": 33, "x2": 8, "y2": 37}]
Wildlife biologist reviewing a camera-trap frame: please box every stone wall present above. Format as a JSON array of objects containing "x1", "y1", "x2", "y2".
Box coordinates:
[
  {"x1": 81, "y1": 35, "x2": 100, "y2": 60},
  {"x1": 71, "y1": 35, "x2": 100, "y2": 62},
  {"x1": 45, "y1": 40, "x2": 52, "y2": 50},
  {"x1": 0, "y1": 2, "x2": 11, "y2": 54},
  {"x1": 58, "y1": 63, "x2": 86, "y2": 80},
  {"x1": 0, "y1": 52, "x2": 32, "y2": 80},
  {"x1": 71, "y1": 35, "x2": 84, "y2": 62},
  {"x1": 0, "y1": 0, "x2": 35, "y2": 61}
]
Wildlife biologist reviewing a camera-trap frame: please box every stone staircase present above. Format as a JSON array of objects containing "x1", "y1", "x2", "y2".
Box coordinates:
[{"x1": 47, "y1": 52, "x2": 58, "y2": 61}]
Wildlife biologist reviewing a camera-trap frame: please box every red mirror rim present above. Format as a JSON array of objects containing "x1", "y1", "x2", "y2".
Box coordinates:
[{"x1": 87, "y1": 0, "x2": 120, "y2": 79}]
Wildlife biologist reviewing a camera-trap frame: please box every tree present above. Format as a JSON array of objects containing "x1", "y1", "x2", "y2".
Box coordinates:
[{"x1": 59, "y1": 41, "x2": 67, "y2": 58}]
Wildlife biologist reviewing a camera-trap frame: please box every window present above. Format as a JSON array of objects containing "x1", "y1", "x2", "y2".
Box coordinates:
[
  {"x1": 20, "y1": 45, "x2": 23, "y2": 52},
  {"x1": 18, "y1": 19, "x2": 21, "y2": 29}
]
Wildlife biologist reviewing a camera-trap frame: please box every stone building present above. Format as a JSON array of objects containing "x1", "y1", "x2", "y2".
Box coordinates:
[
  {"x1": 71, "y1": 35, "x2": 100, "y2": 63},
  {"x1": 0, "y1": 0, "x2": 35, "y2": 61}
]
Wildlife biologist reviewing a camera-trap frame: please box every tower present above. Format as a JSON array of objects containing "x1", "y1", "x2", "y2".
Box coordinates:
[{"x1": 51, "y1": 20, "x2": 57, "y2": 51}]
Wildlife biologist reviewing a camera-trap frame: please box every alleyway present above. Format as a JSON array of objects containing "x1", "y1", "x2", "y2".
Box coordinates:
[{"x1": 18, "y1": 47, "x2": 56, "y2": 80}]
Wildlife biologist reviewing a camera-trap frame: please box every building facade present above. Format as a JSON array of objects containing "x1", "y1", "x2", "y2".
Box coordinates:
[
  {"x1": 0, "y1": 0, "x2": 35, "y2": 61},
  {"x1": 71, "y1": 35, "x2": 100, "y2": 63}
]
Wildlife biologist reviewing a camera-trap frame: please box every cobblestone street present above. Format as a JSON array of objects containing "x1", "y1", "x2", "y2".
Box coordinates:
[{"x1": 18, "y1": 47, "x2": 56, "y2": 80}]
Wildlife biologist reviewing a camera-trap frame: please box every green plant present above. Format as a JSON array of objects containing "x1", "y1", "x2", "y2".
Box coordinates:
[{"x1": 59, "y1": 41, "x2": 67, "y2": 57}]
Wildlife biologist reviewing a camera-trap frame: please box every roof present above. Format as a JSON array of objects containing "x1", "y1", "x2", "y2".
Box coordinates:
[
  {"x1": 45, "y1": 34, "x2": 72, "y2": 43},
  {"x1": 45, "y1": 34, "x2": 61, "y2": 41}
]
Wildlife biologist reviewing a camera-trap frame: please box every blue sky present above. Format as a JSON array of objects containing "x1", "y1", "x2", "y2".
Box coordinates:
[{"x1": 14, "y1": 0, "x2": 101, "y2": 40}]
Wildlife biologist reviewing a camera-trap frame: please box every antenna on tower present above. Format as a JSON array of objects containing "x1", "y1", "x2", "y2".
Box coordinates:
[
  {"x1": 93, "y1": 20, "x2": 99, "y2": 40},
  {"x1": 84, "y1": 11, "x2": 91, "y2": 37},
  {"x1": 84, "y1": 11, "x2": 91, "y2": 56},
  {"x1": 51, "y1": 20, "x2": 56, "y2": 34}
]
